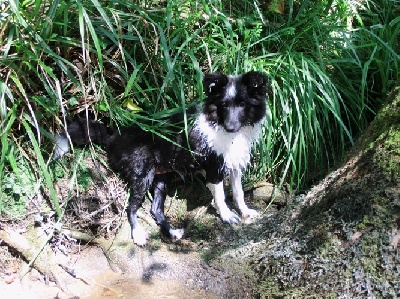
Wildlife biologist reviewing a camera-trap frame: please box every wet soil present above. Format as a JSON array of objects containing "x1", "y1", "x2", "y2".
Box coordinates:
[
  {"x1": 0, "y1": 245, "x2": 222, "y2": 299},
  {"x1": 0, "y1": 176, "x2": 279, "y2": 299}
]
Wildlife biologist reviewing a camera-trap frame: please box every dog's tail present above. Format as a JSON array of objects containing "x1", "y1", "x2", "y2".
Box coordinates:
[{"x1": 53, "y1": 118, "x2": 115, "y2": 160}]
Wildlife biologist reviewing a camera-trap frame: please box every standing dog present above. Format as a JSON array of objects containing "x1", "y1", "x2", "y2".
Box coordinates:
[{"x1": 55, "y1": 71, "x2": 268, "y2": 245}]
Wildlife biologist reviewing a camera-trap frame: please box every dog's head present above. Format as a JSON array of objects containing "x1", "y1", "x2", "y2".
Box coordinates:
[{"x1": 203, "y1": 71, "x2": 268, "y2": 133}]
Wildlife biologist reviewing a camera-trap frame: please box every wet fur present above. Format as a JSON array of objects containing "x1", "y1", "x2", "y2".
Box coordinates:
[{"x1": 55, "y1": 71, "x2": 268, "y2": 245}]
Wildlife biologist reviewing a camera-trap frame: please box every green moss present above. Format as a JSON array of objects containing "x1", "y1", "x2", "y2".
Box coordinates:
[
  {"x1": 189, "y1": 218, "x2": 216, "y2": 242},
  {"x1": 201, "y1": 247, "x2": 223, "y2": 263},
  {"x1": 360, "y1": 85, "x2": 400, "y2": 154},
  {"x1": 259, "y1": 278, "x2": 281, "y2": 298},
  {"x1": 76, "y1": 167, "x2": 93, "y2": 191},
  {"x1": 50, "y1": 161, "x2": 67, "y2": 179},
  {"x1": 382, "y1": 128, "x2": 400, "y2": 153},
  {"x1": 259, "y1": 277, "x2": 339, "y2": 299},
  {"x1": 357, "y1": 215, "x2": 370, "y2": 230},
  {"x1": 0, "y1": 156, "x2": 36, "y2": 217},
  {"x1": 357, "y1": 197, "x2": 395, "y2": 230},
  {"x1": 376, "y1": 127, "x2": 400, "y2": 182}
]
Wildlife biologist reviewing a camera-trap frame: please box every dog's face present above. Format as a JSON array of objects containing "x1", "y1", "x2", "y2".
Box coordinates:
[{"x1": 203, "y1": 71, "x2": 268, "y2": 133}]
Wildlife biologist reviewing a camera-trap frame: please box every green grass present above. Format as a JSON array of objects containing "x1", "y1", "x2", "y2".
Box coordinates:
[{"x1": 0, "y1": 0, "x2": 399, "y2": 219}]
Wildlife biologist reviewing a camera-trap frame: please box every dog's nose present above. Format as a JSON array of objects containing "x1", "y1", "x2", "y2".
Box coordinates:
[{"x1": 224, "y1": 123, "x2": 240, "y2": 133}]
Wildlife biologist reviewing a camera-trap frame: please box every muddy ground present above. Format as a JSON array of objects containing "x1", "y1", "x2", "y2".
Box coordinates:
[
  {"x1": 1, "y1": 84, "x2": 399, "y2": 298},
  {"x1": 0, "y1": 175, "x2": 283, "y2": 299}
]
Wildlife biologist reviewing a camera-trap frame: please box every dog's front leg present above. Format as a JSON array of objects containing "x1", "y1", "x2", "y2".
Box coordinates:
[
  {"x1": 205, "y1": 155, "x2": 240, "y2": 224},
  {"x1": 230, "y1": 169, "x2": 259, "y2": 219},
  {"x1": 207, "y1": 181, "x2": 240, "y2": 224}
]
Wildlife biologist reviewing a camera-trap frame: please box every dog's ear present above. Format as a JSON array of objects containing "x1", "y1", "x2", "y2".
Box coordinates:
[
  {"x1": 242, "y1": 71, "x2": 269, "y2": 97},
  {"x1": 203, "y1": 74, "x2": 229, "y2": 96}
]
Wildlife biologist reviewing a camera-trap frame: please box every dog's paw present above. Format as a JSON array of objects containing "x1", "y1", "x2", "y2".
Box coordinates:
[
  {"x1": 220, "y1": 209, "x2": 241, "y2": 224},
  {"x1": 241, "y1": 208, "x2": 259, "y2": 219},
  {"x1": 132, "y1": 226, "x2": 149, "y2": 246},
  {"x1": 169, "y1": 228, "x2": 184, "y2": 240}
]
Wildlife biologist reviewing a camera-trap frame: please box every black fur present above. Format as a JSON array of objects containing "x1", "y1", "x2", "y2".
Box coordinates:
[{"x1": 58, "y1": 71, "x2": 269, "y2": 245}]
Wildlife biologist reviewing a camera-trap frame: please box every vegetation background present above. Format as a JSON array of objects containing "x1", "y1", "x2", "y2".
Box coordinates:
[{"x1": 0, "y1": 0, "x2": 399, "y2": 221}]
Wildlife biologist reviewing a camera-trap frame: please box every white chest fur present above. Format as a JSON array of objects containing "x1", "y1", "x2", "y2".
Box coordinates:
[{"x1": 195, "y1": 114, "x2": 263, "y2": 170}]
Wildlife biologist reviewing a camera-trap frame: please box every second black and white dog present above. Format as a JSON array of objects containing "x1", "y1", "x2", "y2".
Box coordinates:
[{"x1": 55, "y1": 71, "x2": 268, "y2": 245}]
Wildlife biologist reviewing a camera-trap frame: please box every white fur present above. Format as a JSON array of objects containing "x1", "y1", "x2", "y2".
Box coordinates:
[
  {"x1": 132, "y1": 223, "x2": 149, "y2": 246},
  {"x1": 207, "y1": 182, "x2": 240, "y2": 224},
  {"x1": 52, "y1": 134, "x2": 70, "y2": 160},
  {"x1": 169, "y1": 228, "x2": 184, "y2": 240},
  {"x1": 230, "y1": 169, "x2": 259, "y2": 218},
  {"x1": 225, "y1": 78, "x2": 237, "y2": 99},
  {"x1": 194, "y1": 114, "x2": 263, "y2": 170}
]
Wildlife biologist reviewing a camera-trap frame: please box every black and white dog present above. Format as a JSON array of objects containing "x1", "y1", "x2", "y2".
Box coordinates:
[{"x1": 55, "y1": 71, "x2": 268, "y2": 245}]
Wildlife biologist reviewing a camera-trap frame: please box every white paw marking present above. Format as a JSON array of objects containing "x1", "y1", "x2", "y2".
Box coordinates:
[
  {"x1": 169, "y1": 228, "x2": 184, "y2": 240},
  {"x1": 132, "y1": 225, "x2": 149, "y2": 246},
  {"x1": 241, "y1": 208, "x2": 259, "y2": 219},
  {"x1": 219, "y1": 208, "x2": 241, "y2": 224}
]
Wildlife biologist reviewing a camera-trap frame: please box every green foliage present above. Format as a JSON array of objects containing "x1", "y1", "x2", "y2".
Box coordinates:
[
  {"x1": 1, "y1": 155, "x2": 36, "y2": 217},
  {"x1": 0, "y1": 0, "x2": 399, "y2": 219}
]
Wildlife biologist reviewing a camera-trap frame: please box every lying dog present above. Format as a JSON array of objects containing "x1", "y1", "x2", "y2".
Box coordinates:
[{"x1": 55, "y1": 71, "x2": 268, "y2": 245}]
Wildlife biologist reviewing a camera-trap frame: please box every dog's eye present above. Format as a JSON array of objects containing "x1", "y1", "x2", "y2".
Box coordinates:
[
  {"x1": 239, "y1": 102, "x2": 245, "y2": 108},
  {"x1": 209, "y1": 82, "x2": 216, "y2": 93}
]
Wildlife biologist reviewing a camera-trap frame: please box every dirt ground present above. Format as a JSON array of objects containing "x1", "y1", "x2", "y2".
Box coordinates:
[
  {"x1": 0, "y1": 238, "x2": 225, "y2": 299},
  {"x1": 0, "y1": 182, "x2": 279, "y2": 299}
]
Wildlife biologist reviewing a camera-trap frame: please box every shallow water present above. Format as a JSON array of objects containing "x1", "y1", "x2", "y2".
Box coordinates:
[{"x1": 85, "y1": 277, "x2": 221, "y2": 299}]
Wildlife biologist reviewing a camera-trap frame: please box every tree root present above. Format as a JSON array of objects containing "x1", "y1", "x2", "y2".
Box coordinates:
[
  {"x1": 0, "y1": 225, "x2": 128, "y2": 293},
  {"x1": 0, "y1": 227, "x2": 69, "y2": 293},
  {"x1": 1, "y1": 220, "x2": 146, "y2": 294},
  {"x1": 60, "y1": 228, "x2": 119, "y2": 272}
]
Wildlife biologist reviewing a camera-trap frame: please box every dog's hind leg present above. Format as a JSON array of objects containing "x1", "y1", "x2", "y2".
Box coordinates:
[
  {"x1": 113, "y1": 145, "x2": 157, "y2": 246},
  {"x1": 150, "y1": 175, "x2": 184, "y2": 240},
  {"x1": 230, "y1": 169, "x2": 259, "y2": 219},
  {"x1": 126, "y1": 193, "x2": 149, "y2": 246}
]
